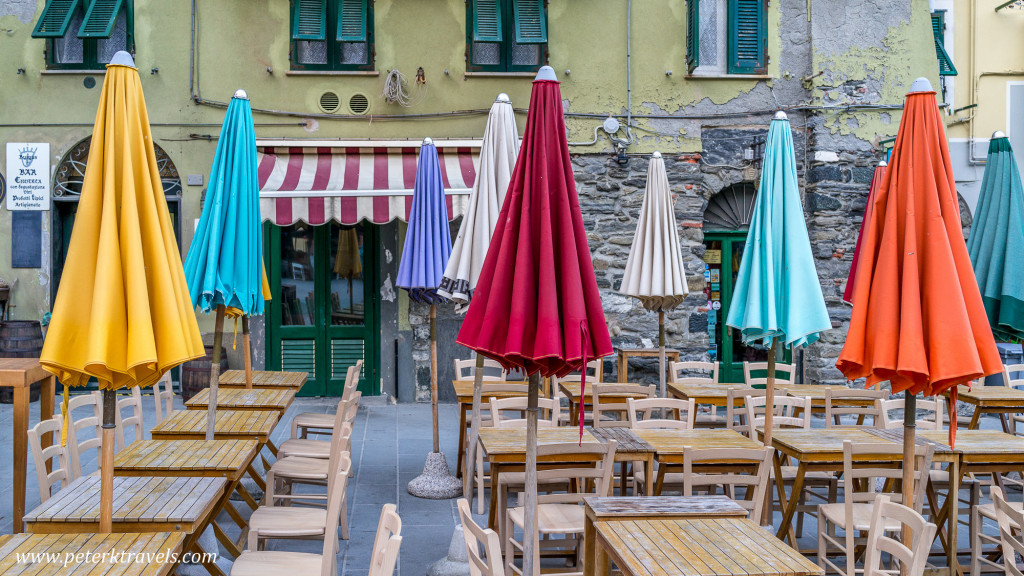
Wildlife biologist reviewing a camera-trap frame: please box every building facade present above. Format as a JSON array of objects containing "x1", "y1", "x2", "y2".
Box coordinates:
[{"x1": 0, "y1": 0, "x2": 943, "y2": 399}]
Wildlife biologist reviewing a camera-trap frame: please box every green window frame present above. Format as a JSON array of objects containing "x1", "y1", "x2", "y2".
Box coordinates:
[
  {"x1": 932, "y1": 11, "x2": 957, "y2": 77},
  {"x1": 32, "y1": 0, "x2": 134, "y2": 71},
  {"x1": 467, "y1": 0, "x2": 548, "y2": 73},
  {"x1": 685, "y1": 0, "x2": 766, "y2": 76},
  {"x1": 290, "y1": 0, "x2": 374, "y2": 72}
]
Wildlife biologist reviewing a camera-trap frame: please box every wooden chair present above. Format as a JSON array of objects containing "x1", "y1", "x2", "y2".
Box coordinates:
[
  {"x1": 27, "y1": 417, "x2": 73, "y2": 502},
  {"x1": 465, "y1": 383, "x2": 534, "y2": 514},
  {"x1": 971, "y1": 487, "x2": 1024, "y2": 576},
  {"x1": 823, "y1": 388, "x2": 888, "y2": 427},
  {"x1": 551, "y1": 359, "x2": 603, "y2": 426},
  {"x1": 367, "y1": 504, "x2": 404, "y2": 576},
  {"x1": 668, "y1": 361, "x2": 718, "y2": 384},
  {"x1": 152, "y1": 372, "x2": 176, "y2": 425},
  {"x1": 626, "y1": 397, "x2": 696, "y2": 429},
  {"x1": 817, "y1": 440, "x2": 935, "y2": 576},
  {"x1": 862, "y1": 495, "x2": 937, "y2": 576},
  {"x1": 743, "y1": 361, "x2": 795, "y2": 387},
  {"x1": 489, "y1": 397, "x2": 560, "y2": 428},
  {"x1": 590, "y1": 383, "x2": 655, "y2": 428},
  {"x1": 114, "y1": 387, "x2": 145, "y2": 450},
  {"x1": 62, "y1": 392, "x2": 103, "y2": 478},
  {"x1": 725, "y1": 388, "x2": 765, "y2": 435},
  {"x1": 994, "y1": 487, "x2": 1024, "y2": 576},
  {"x1": 455, "y1": 358, "x2": 507, "y2": 382},
  {"x1": 292, "y1": 362, "x2": 363, "y2": 439},
  {"x1": 458, "y1": 498, "x2": 505, "y2": 576},
  {"x1": 266, "y1": 402, "x2": 354, "y2": 508},
  {"x1": 503, "y1": 441, "x2": 617, "y2": 576},
  {"x1": 684, "y1": 446, "x2": 774, "y2": 526},
  {"x1": 876, "y1": 397, "x2": 944, "y2": 430},
  {"x1": 281, "y1": 393, "x2": 359, "y2": 459}
]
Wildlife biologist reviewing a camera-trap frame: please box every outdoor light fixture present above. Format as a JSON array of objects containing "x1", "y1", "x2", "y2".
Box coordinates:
[{"x1": 616, "y1": 146, "x2": 629, "y2": 166}]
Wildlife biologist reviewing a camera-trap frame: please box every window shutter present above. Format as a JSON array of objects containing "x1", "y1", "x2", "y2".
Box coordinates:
[
  {"x1": 282, "y1": 339, "x2": 317, "y2": 378},
  {"x1": 513, "y1": 0, "x2": 547, "y2": 44},
  {"x1": 932, "y1": 12, "x2": 957, "y2": 76},
  {"x1": 77, "y1": 0, "x2": 123, "y2": 38},
  {"x1": 472, "y1": 0, "x2": 502, "y2": 42},
  {"x1": 686, "y1": 0, "x2": 699, "y2": 73},
  {"x1": 292, "y1": 0, "x2": 327, "y2": 41},
  {"x1": 727, "y1": 0, "x2": 765, "y2": 75},
  {"x1": 337, "y1": 0, "x2": 368, "y2": 42},
  {"x1": 31, "y1": 0, "x2": 81, "y2": 38}
]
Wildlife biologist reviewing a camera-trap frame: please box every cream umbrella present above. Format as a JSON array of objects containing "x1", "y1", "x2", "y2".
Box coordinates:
[{"x1": 619, "y1": 152, "x2": 689, "y2": 397}]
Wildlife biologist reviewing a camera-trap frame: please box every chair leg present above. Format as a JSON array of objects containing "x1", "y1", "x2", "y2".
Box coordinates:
[
  {"x1": 476, "y1": 445, "x2": 486, "y2": 516},
  {"x1": 504, "y1": 514, "x2": 516, "y2": 576},
  {"x1": 971, "y1": 506, "x2": 984, "y2": 576},
  {"x1": 340, "y1": 494, "x2": 350, "y2": 540}
]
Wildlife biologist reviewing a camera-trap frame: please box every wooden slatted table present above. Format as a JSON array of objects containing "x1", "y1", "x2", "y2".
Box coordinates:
[
  {"x1": 587, "y1": 427, "x2": 656, "y2": 496},
  {"x1": 582, "y1": 496, "x2": 748, "y2": 576},
  {"x1": 559, "y1": 381, "x2": 645, "y2": 426},
  {"x1": 594, "y1": 517, "x2": 823, "y2": 576},
  {"x1": 0, "y1": 532, "x2": 186, "y2": 576},
  {"x1": 778, "y1": 384, "x2": 881, "y2": 421},
  {"x1": 452, "y1": 379, "x2": 529, "y2": 481},
  {"x1": 632, "y1": 428, "x2": 765, "y2": 495},
  {"x1": 616, "y1": 348, "x2": 680, "y2": 381},
  {"x1": 219, "y1": 370, "x2": 307, "y2": 390},
  {"x1": 942, "y1": 385, "x2": 1024, "y2": 431},
  {"x1": 184, "y1": 388, "x2": 295, "y2": 415},
  {"x1": 667, "y1": 382, "x2": 752, "y2": 407},
  {"x1": 113, "y1": 439, "x2": 261, "y2": 558},
  {"x1": 0, "y1": 358, "x2": 57, "y2": 533}
]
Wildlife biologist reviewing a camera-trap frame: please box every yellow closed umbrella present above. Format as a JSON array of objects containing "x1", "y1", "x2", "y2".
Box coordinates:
[{"x1": 39, "y1": 51, "x2": 204, "y2": 532}]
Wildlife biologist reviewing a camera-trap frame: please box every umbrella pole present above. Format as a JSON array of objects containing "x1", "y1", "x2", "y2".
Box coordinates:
[
  {"x1": 465, "y1": 353, "x2": 486, "y2": 495},
  {"x1": 99, "y1": 388, "x2": 116, "y2": 533},
  {"x1": 430, "y1": 303, "x2": 439, "y2": 454},
  {"x1": 206, "y1": 306, "x2": 225, "y2": 441},
  {"x1": 659, "y1": 310, "x2": 666, "y2": 398},
  {"x1": 524, "y1": 371, "x2": 540, "y2": 576},
  {"x1": 242, "y1": 315, "x2": 252, "y2": 389},
  {"x1": 903, "y1": 392, "x2": 917, "y2": 545},
  {"x1": 764, "y1": 339, "x2": 777, "y2": 447}
]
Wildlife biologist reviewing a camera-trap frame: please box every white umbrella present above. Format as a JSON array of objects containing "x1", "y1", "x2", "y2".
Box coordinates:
[
  {"x1": 436, "y1": 94, "x2": 520, "y2": 492},
  {"x1": 619, "y1": 152, "x2": 690, "y2": 397}
]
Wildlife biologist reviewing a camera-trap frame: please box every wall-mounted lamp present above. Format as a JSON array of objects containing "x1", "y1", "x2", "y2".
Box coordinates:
[
  {"x1": 266, "y1": 66, "x2": 273, "y2": 75},
  {"x1": 666, "y1": 70, "x2": 673, "y2": 76},
  {"x1": 565, "y1": 69, "x2": 571, "y2": 76},
  {"x1": 150, "y1": 67, "x2": 159, "y2": 74},
  {"x1": 16, "y1": 68, "x2": 25, "y2": 75}
]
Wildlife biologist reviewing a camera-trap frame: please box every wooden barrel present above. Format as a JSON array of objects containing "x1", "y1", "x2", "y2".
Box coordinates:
[
  {"x1": 0, "y1": 320, "x2": 44, "y2": 403},
  {"x1": 180, "y1": 344, "x2": 229, "y2": 401}
]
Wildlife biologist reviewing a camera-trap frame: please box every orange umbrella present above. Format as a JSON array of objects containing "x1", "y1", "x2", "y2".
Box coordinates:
[{"x1": 837, "y1": 78, "x2": 1001, "y2": 504}]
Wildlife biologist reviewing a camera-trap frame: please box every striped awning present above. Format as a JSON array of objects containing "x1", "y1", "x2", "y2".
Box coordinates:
[{"x1": 257, "y1": 142, "x2": 479, "y2": 226}]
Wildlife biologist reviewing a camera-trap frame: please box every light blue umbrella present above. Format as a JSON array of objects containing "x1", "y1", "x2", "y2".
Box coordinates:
[
  {"x1": 399, "y1": 138, "x2": 458, "y2": 498},
  {"x1": 182, "y1": 89, "x2": 264, "y2": 438},
  {"x1": 967, "y1": 132, "x2": 1024, "y2": 343},
  {"x1": 726, "y1": 111, "x2": 831, "y2": 444}
]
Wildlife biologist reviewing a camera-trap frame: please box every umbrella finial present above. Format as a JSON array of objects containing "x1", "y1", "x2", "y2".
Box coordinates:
[
  {"x1": 774, "y1": 110, "x2": 788, "y2": 120},
  {"x1": 993, "y1": 130, "x2": 1008, "y2": 139},
  {"x1": 878, "y1": 159, "x2": 887, "y2": 167},
  {"x1": 422, "y1": 137, "x2": 433, "y2": 146},
  {"x1": 652, "y1": 151, "x2": 662, "y2": 158},
  {"x1": 496, "y1": 93, "x2": 511, "y2": 103},
  {"x1": 534, "y1": 66, "x2": 557, "y2": 82},
  {"x1": 108, "y1": 51, "x2": 136, "y2": 69},
  {"x1": 233, "y1": 89, "x2": 249, "y2": 100},
  {"x1": 909, "y1": 77, "x2": 933, "y2": 93}
]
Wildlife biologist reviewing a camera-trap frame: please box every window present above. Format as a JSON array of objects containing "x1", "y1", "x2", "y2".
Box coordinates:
[
  {"x1": 467, "y1": 0, "x2": 547, "y2": 73},
  {"x1": 290, "y1": 0, "x2": 374, "y2": 71},
  {"x1": 686, "y1": 0, "x2": 766, "y2": 76},
  {"x1": 32, "y1": 0, "x2": 133, "y2": 70},
  {"x1": 931, "y1": 11, "x2": 956, "y2": 77}
]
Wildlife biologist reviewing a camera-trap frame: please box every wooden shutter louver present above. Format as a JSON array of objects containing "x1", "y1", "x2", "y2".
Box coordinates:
[
  {"x1": 78, "y1": 0, "x2": 123, "y2": 38},
  {"x1": 282, "y1": 339, "x2": 317, "y2": 378},
  {"x1": 728, "y1": 0, "x2": 766, "y2": 75},
  {"x1": 31, "y1": 0, "x2": 81, "y2": 38},
  {"x1": 513, "y1": 0, "x2": 547, "y2": 44},
  {"x1": 337, "y1": 0, "x2": 368, "y2": 42},
  {"x1": 292, "y1": 0, "x2": 327, "y2": 41},
  {"x1": 932, "y1": 12, "x2": 957, "y2": 76},
  {"x1": 472, "y1": 0, "x2": 502, "y2": 42},
  {"x1": 686, "y1": 0, "x2": 699, "y2": 73}
]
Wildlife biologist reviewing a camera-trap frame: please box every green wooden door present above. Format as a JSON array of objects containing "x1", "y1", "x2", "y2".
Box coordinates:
[{"x1": 265, "y1": 222, "x2": 379, "y2": 396}]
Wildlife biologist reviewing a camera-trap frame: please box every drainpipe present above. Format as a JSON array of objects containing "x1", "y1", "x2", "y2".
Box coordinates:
[{"x1": 624, "y1": 0, "x2": 633, "y2": 145}]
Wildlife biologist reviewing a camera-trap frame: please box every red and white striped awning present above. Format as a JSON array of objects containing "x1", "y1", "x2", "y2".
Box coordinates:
[{"x1": 257, "y1": 140, "x2": 479, "y2": 226}]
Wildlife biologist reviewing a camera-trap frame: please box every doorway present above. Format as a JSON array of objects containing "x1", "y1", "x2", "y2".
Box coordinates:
[{"x1": 265, "y1": 222, "x2": 380, "y2": 396}]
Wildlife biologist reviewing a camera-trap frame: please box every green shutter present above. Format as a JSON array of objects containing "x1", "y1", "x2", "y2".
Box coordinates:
[
  {"x1": 282, "y1": 339, "x2": 317, "y2": 378},
  {"x1": 932, "y1": 12, "x2": 957, "y2": 77},
  {"x1": 727, "y1": 0, "x2": 765, "y2": 75},
  {"x1": 331, "y1": 339, "x2": 364, "y2": 380},
  {"x1": 78, "y1": 0, "x2": 123, "y2": 38},
  {"x1": 686, "y1": 0, "x2": 699, "y2": 74},
  {"x1": 32, "y1": 0, "x2": 81, "y2": 38},
  {"x1": 292, "y1": 0, "x2": 327, "y2": 41},
  {"x1": 337, "y1": 0, "x2": 367, "y2": 42},
  {"x1": 472, "y1": 0, "x2": 502, "y2": 42},
  {"x1": 513, "y1": 0, "x2": 547, "y2": 44}
]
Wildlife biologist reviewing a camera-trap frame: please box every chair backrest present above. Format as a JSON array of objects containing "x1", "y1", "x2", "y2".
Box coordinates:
[
  {"x1": 550, "y1": 359, "x2": 604, "y2": 386},
  {"x1": 368, "y1": 504, "x2": 403, "y2": 576},
  {"x1": 534, "y1": 441, "x2": 618, "y2": 503},
  {"x1": 343, "y1": 391, "x2": 361, "y2": 424},
  {"x1": 152, "y1": 372, "x2": 175, "y2": 425},
  {"x1": 114, "y1": 387, "x2": 145, "y2": 450},
  {"x1": 62, "y1": 392, "x2": 103, "y2": 478},
  {"x1": 994, "y1": 487, "x2": 1024, "y2": 576},
  {"x1": 824, "y1": 387, "x2": 888, "y2": 428},
  {"x1": 1005, "y1": 364, "x2": 1024, "y2": 389},
  {"x1": 342, "y1": 361, "x2": 365, "y2": 401},
  {"x1": 875, "y1": 398, "x2": 944, "y2": 431},
  {"x1": 862, "y1": 495, "x2": 937, "y2": 576},
  {"x1": 840, "y1": 440, "x2": 934, "y2": 513},
  {"x1": 454, "y1": 358, "x2": 507, "y2": 382},
  {"x1": 591, "y1": 384, "x2": 655, "y2": 428},
  {"x1": 458, "y1": 498, "x2": 504, "y2": 576},
  {"x1": 683, "y1": 446, "x2": 773, "y2": 523},
  {"x1": 489, "y1": 397, "x2": 560, "y2": 428},
  {"x1": 28, "y1": 417, "x2": 72, "y2": 502},
  {"x1": 669, "y1": 361, "x2": 719, "y2": 385},
  {"x1": 743, "y1": 361, "x2": 795, "y2": 387},
  {"x1": 626, "y1": 397, "x2": 696, "y2": 429},
  {"x1": 744, "y1": 395, "x2": 811, "y2": 437},
  {"x1": 726, "y1": 388, "x2": 765, "y2": 434},
  {"x1": 319, "y1": 454, "x2": 358, "y2": 576}
]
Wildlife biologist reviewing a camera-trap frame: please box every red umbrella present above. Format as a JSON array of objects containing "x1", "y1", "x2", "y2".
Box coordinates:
[
  {"x1": 457, "y1": 66, "x2": 612, "y2": 576},
  {"x1": 842, "y1": 161, "x2": 886, "y2": 305}
]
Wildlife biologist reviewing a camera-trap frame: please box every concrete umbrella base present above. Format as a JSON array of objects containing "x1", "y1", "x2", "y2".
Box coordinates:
[
  {"x1": 427, "y1": 525, "x2": 471, "y2": 576},
  {"x1": 407, "y1": 451, "x2": 463, "y2": 499}
]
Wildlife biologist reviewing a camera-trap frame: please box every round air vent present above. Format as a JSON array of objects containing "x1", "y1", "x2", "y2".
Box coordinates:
[
  {"x1": 318, "y1": 91, "x2": 341, "y2": 114},
  {"x1": 348, "y1": 93, "x2": 370, "y2": 115}
]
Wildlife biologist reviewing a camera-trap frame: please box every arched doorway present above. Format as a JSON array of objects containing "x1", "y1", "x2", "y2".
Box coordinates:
[{"x1": 702, "y1": 182, "x2": 789, "y2": 383}]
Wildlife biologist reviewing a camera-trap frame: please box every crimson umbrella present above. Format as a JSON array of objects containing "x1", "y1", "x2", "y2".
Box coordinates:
[{"x1": 457, "y1": 66, "x2": 612, "y2": 576}]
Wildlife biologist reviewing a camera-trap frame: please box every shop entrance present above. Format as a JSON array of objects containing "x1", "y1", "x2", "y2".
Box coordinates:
[{"x1": 265, "y1": 222, "x2": 380, "y2": 397}]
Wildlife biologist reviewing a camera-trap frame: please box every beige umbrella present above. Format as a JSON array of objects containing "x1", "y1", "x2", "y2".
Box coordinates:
[{"x1": 619, "y1": 152, "x2": 690, "y2": 397}]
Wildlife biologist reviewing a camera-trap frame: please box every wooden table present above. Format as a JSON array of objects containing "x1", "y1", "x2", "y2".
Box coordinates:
[
  {"x1": 113, "y1": 439, "x2": 261, "y2": 558},
  {"x1": 184, "y1": 388, "x2": 295, "y2": 415},
  {"x1": 594, "y1": 517, "x2": 822, "y2": 576},
  {"x1": 587, "y1": 427, "x2": 656, "y2": 496},
  {"x1": 667, "y1": 382, "x2": 752, "y2": 408},
  {"x1": 0, "y1": 532, "x2": 186, "y2": 576},
  {"x1": 0, "y1": 358, "x2": 56, "y2": 533},
  {"x1": 582, "y1": 496, "x2": 748, "y2": 576},
  {"x1": 149, "y1": 409, "x2": 280, "y2": 481},
  {"x1": 219, "y1": 370, "x2": 307, "y2": 390},
  {"x1": 633, "y1": 428, "x2": 764, "y2": 495},
  {"x1": 616, "y1": 348, "x2": 679, "y2": 381},
  {"x1": 943, "y1": 385, "x2": 1024, "y2": 431},
  {"x1": 452, "y1": 379, "x2": 528, "y2": 481},
  {"x1": 559, "y1": 381, "x2": 644, "y2": 426}
]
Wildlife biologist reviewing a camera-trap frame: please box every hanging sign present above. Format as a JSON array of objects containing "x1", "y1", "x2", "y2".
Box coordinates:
[
  {"x1": 704, "y1": 250, "x2": 722, "y2": 264},
  {"x1": 6, "y1": 143, "x2": 50, "y2": 211}
]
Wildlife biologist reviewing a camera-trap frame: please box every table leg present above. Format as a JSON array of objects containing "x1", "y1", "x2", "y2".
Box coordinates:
[
  {"x1": 968, "y1": 408, "x2": 982, "y2": 430},
  {"x1": 948, "y1": 459, "x2": 961, "y2": 576},
  {"x1": 246, "y1": 463, "x2": 268, "y2": 492},
  {"x1": 457, "y1": 403, "x2": 468, "y2": 480},
  {"x1": 40, "y1": 376, "x2": 55, "y2": 474},
  {"x1": 775, "y1": 458, "x2": 807, "y2": 545},
  {"x1": 584, "y1": 515, "x2": 596, "y2": 576},
  {"x1": 488, "y1": 463, "x2": 501, "y2": 530},
  {"x1": 569, "y1": 399, "x2": 579, "y2": 427},
  {"x1": 12, "y1": 384, "x2": 28, "y2": 534},
  {"x1": 654, "y1": 462, "x2": 666, "y2": 496},
  {"x1": 618, "y1": 352, "x2": 626, "y2": 382},
  {"x1": 645, "y1": 457, "x2": 654, "y2": 496},
  {"x1": 265, "y1": 439, "x2": 280, "y2": 457}
]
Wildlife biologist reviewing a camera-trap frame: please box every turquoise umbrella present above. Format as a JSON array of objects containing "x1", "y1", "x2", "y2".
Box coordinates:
[
  {"x1": 726, "y1": 111, "x2": 831, "y2": 446},
  {"x1": 182, "y1": 89, "x2": 264, "y2": 439},
  {"x1": 967, "y1": 132, "x2": 1024, "y2": 343}
]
